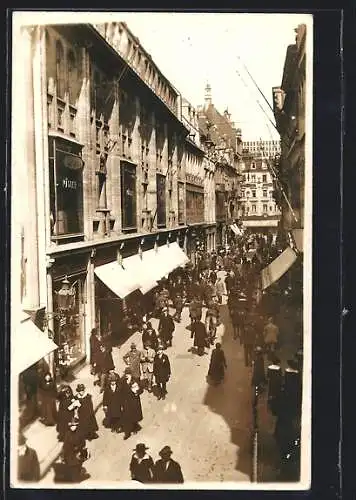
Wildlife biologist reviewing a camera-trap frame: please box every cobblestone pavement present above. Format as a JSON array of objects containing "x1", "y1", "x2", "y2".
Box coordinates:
[{"x1": 41, "y1": 293, "x2": 254, "y2": 486}]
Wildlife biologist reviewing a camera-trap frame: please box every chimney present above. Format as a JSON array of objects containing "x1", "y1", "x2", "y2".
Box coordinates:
[{"x1": 204, "y1": 83, "x2": 212, "y2": 108}]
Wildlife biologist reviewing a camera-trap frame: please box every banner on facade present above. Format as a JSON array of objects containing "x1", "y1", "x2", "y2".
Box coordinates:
[{"x1": 261, "y1": 246, "x2": 298, "y2": 290}]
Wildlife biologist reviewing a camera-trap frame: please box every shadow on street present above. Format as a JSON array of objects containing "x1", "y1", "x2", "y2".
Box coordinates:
[{"x1": 202, "y1": 302, "x2": 253, "y2": 480}]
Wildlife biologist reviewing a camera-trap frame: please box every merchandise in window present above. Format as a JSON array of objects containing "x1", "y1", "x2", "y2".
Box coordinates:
[
  {"x1": 121, "y1": 161, "x2": 137, "y2": 230},
  {"x1": 53, "y1": 278, "x2": 85, "y2": 378},
  {"x1": 49, "y1": 138, "x2": 84, "y2": 238},
  {"x1": 156, "y1": 174, "x2": 166, "y2": 227}
]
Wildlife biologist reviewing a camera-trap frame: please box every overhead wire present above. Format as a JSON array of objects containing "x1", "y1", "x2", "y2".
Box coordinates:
[{"x1": 234, "y1": 59, "x2": 298, "y2": 223}]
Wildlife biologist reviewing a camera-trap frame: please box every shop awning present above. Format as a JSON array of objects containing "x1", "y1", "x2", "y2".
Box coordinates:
[
  {"x1": 154, "y1": 242, "x2": 189, "y2": 278},
  {"x1": 122, "y1": 253, "x2": 158, "y2": 295},
  {"x1": 261, "y1": 246, "x2": 298, "y2": 290},
  {"x1": 13, "y1": 313, "x2": 59, "y2": 374},
  {"x1": 94, "y1": 260, "x2": 140, "y2": 298},
  {"x1": 230, "y1": 223, "x2": 242, "y2": 236}
]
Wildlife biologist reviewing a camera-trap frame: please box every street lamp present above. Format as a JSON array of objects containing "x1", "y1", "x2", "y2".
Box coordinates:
[{"x1": 55, "y1": 276, "x2": 76, "y2": 312}]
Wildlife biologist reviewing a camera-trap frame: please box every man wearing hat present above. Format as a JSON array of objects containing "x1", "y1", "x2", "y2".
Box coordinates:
[
  {"x1": 153, "y1": 345, "x2": 171, "y2": 400},
  {"x1": 17, "y1": 434, "x2": 40, "y2": 482},
  {"x1": 129, "y1": 443, "x2": 154, "y2": 483},
  {"x1": 158, "y1": 307, "x2": 175, "y2": 348},
  {"x1": 123, "y1": 343, "x2": 142, "y2": 380},
  {"x1": 140, "y1": 342, "x2": 156, "y2": 392},
  {"x1": 56, "y1": 418, "x2": 89, "y2": 483},
  {"x1": 153, "y1": 446, "x2": 184, "y2": 483},
  {"x1": 75, "y1": 383, "x2": 99, "y2": 440},
  {"x1": 172, "y1": 292, "x2": 184, "y2": 323},
  {"x1": 121, "y1": 367, "x2": 143, "y2": 440},
  {"x1": 142, "y1": 322, "x2": 159, "y2": 352},
  {"x1": 102, "y1": 373, "x2": 123, "y2": 433},
  {"x1": 263, "y1": 316, "x2": 280, "y2": 354}
]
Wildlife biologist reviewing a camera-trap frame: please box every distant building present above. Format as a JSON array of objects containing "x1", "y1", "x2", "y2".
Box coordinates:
[
  {"x1": 198, "y1": 84, "x2": 243, "y2": 247},
  {"x1": 242, "y1": 139, "x2": 280, "y2": 159},
  {"x1": 239, "y1": 150, "x2": 280, "y2": 235}
]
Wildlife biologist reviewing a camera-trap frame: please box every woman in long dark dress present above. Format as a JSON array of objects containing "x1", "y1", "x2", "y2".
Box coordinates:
[
  {"x1": 75, "y1": 383, "x2": 99, "y2": 440},
  {"x1": 120, "y1": 368, "x2": 143, "y2": 440},
  {"x1": 207, "y1": 343, "x2": 227, "y2": 384},
  {"x1": 37, "y1": 372, "x2": 57, "y2": 426},
  {"x1": 56, "y1": 386, "x2": 79, "y2": 442}
]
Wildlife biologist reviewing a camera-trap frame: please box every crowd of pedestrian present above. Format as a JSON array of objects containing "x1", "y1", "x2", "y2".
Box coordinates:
[{"x1": 17, "y1": 229, "x2": 303, "y2": 484}]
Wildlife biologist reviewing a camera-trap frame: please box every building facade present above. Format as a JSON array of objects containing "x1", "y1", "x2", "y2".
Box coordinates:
[
  {"x1": 239, "y1": 150, "x2": 281, "y2": 235},
  {"x1": 13, "y1": 21, "x2": 226, "y2": 417},
  {"x1": 198, "y1": 84, "x2": 243, "y2": 248},
  {"x1": 272, "y1": 23, "x2": 306, "y2": 253}
]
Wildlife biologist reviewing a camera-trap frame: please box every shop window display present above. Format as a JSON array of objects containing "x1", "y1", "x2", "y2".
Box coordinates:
[{"x1": 53, "y1": 277, "x2": 85, "y2": 378}]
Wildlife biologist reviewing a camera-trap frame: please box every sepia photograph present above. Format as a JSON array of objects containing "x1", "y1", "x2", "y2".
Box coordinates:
[{"x1": 10, "y1": 10, "x2": 312, "y2": 489}]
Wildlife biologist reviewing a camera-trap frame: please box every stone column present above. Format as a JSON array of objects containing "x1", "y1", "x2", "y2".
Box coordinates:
[
  {"x1": 77, "y1": 47, "x2": 93, "y2": 240},
  {"x1": 21, "y1": 26, "x2": 40, "y2": 311}
]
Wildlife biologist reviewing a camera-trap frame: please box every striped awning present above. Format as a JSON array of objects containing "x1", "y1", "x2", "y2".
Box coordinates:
[{"x1": 261, "y1": 246, "x2": 298, "y2": 290}]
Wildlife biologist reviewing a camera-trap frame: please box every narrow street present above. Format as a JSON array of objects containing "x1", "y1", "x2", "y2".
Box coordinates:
[{"x1": 41, "y1": 290, "x2": 254, "y2": 484}]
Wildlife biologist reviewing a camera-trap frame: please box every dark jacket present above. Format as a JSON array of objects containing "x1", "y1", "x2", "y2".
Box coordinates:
[
  {"x1": 18, "y1": 447, "x2": 40, "y2": 482},
  {"x1": 90, "y1": 334, "x2": 101, "y2": 367},
  {"x1": 130, "y1": 453, "x2": 154, "y2": 483},
  {"x1": 208, "y1": 348, "x2": 227, "y2": 382},
  {"x1": 191, "y1": 321, "x2": 207, "y2": 348},
  {"x1": 56, "y1": 395, "x2": 76, "y2": 440},
  {"x1": 76, "y1": 392, "x2": 98, "y2": 438},
  {"x1": 37, "y1": 378, "x2": 57, "y2": 425},
  {"x1": 96, "y1": 343, "x2": 115, "y2": 373},
  {"x1": 153, "y1": 353, "x2": 171, "y2": 383},
  {"x1": 62, "y1": 428, "x2": 86, "y2": 467},
  {"x1": 121, "y1": 378, "x2": 143, "y2": 424},
  {"x1": 154, "y1": 458, "x2": 184, "y2": 483},
  {"x1": 252, "y1": 352, "x2": 266, "y2": 387},
  {"x1": 142, "y1": 329, "x2": 159, "y2": 350},
  {"x1": 189, "y1": 299, "x2": 202, "y2": 320},
  {"x1": 158, "y1": 315, "x2": 175, "y2": 341},
  {"x1": 103, "y1": 384, "x2": 123, "y2": 420}
]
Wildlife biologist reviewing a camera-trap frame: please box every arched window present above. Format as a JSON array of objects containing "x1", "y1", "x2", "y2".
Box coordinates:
[
  {"x1": 55, "y1": 40, "x2": 65, "y2": 99},
  {"x1": 67, "y1": 50, "x2": 76, "y2": 104}
]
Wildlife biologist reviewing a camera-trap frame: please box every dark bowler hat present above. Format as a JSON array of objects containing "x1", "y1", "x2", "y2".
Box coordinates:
[
  {"x1": 76, "y1": 383, "x2": 85, "y2": 392},
  {"x1": 133, "y1": 443, "x2": 149, "y2": 453},
  {"x1": 124, "y1": 367, "x2": 132, "y2": 375},
  {"x1": 159, "y1": 445, "x2": 173, "y2": 457}
]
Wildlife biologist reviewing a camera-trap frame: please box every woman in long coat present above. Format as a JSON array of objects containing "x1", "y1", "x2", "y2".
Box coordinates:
[
  {"x1": 191, "y1": 320, "x2": 208, "y2": 356},
  {"x1": 120, "y1": 368, "x2": 143, "y2": 440},
  {"x1": 56, "y1": 386, "x2": 78, "y2": 442},
  {"x1": 207, "y1": 343, "x2": 227, "y2": 384},
  {"x1": 37, "y1": 372, "x2": 57, "y2": 426},
  {"x1": 58, "y1": 419, "x2": 88, "y2": 483},
  {"x1": 75, "y1": 384, "x2": 98, "y2": 440}
]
